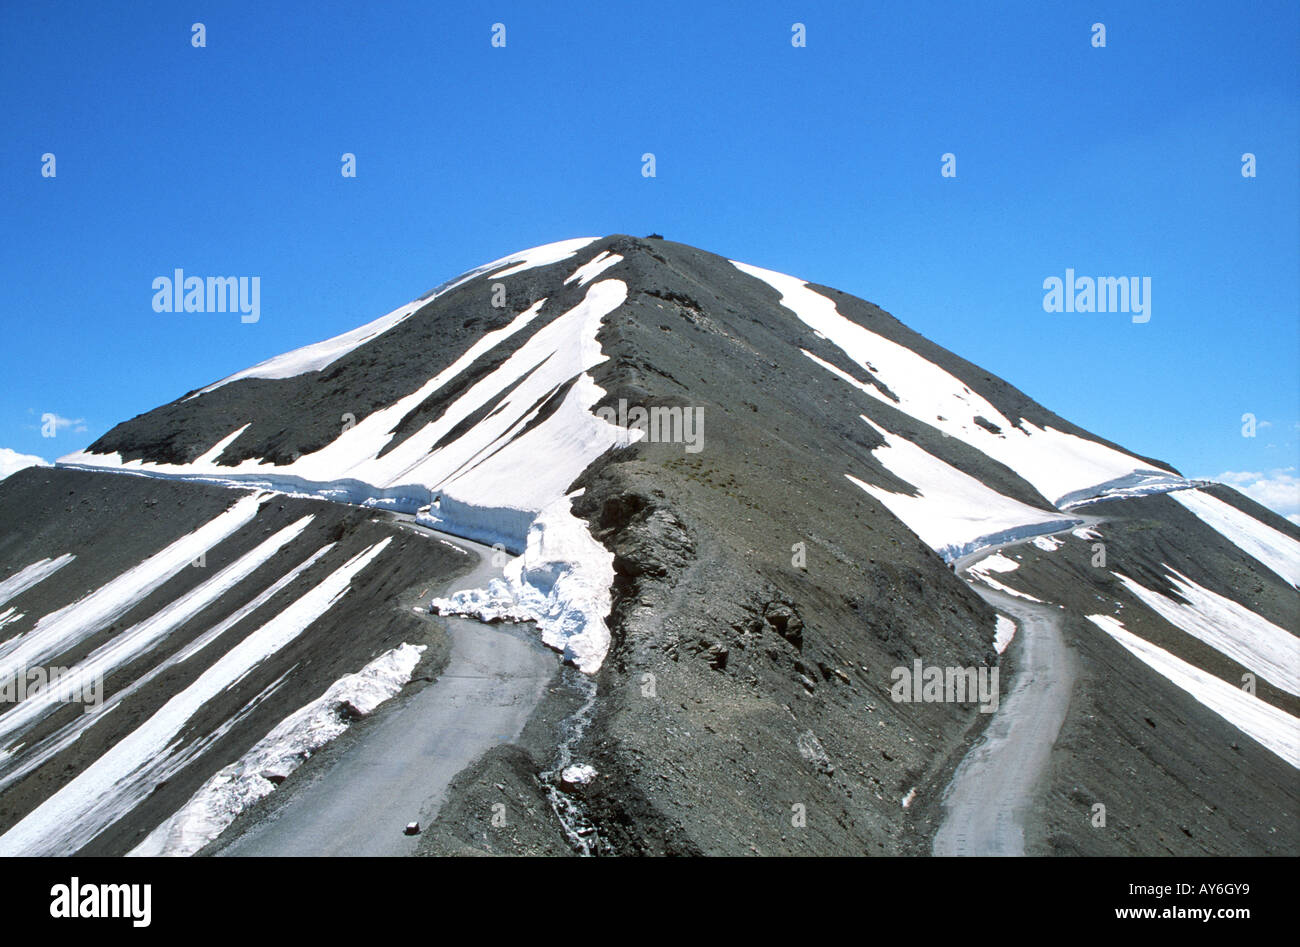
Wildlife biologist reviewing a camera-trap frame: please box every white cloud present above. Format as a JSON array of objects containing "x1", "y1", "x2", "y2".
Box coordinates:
[
  {"x1": 0, "y1": 448, "x2": 51, "y2": 481},
  {"x1": 1210, "y1": 468, "x2": 1300, "y2": 522},
  {"x1": 45, "y1": 414, "x2": 88, "y2": 434}
]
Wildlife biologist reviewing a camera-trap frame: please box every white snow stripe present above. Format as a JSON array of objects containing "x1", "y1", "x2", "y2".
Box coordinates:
[
  {"x1": 565, "y1": 251, "x2": 623, "y2": 287},
  {"x1": 488, "y1": 237, "x2": 597, "y2": 279},
  {"x1": 1087, "y1": 614, "x2": 1300, "y2": 768},
  {"x1": 0, "y1": 536, "x2": 392, "y2": 856},
  {"x1": 128, "y1": 642, "x2": 425, "y2": 857},
  {"x1": 0, "y1": 494, "x2": 267, "y2": 685},
  {"x1": 0, "y1": 542, "x2": 337, "y2": 793},
  {"x1": 737, "y1": 259, "x2": 1179, "y2": 506},
  {"x1": 845, "y1": 416, "x2": 1071, "y2": 561},
  {"x1": 0, "y1": 516, "x2": 316, "y2": 748},
  {"x1": 1114, "y1": 568, "x2": 1300, "y2": 697},
  {"x1": 0, "y1": 554, "x2": 75, "y2": 609},
  {"x1": 1169, "y1": 488, "x2": 1300, "y2": 588}
]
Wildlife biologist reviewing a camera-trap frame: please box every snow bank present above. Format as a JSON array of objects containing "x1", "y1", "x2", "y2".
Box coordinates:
[
  {"x1": 967, "y1": 551, "x2": 1047, "y2": 602},
  {"x1": 974, "y1": 552, "x2": 1020, "y2": 574},
  {"x1": 1087, "y1": 614, "x2": 1299, "y2": 768},
  {"x1": 129, "y1": 642, "x2": 425, "y2": 857},
  {"x1": 1057, "y1": 470, "x2": 1191, "y2": 509},
  {"x1": 1114, "y1": 568, "x2": 1300, "y2": 696},
  {"x1": 1169, "y1": 488, "x2": 1300, "y2": 587},
  {"x1": 969, "y1": 571, "x2": 1046, "y2": 603},
  {"x1": 430, "y1": 491, "x2": 615, "y2": 672},
  {"x1": 734, "y1": 259, "x2": 1181, "y2": 507},
  {"x1": 845, "y1": 417, "x2": 1075, "y2": 561}
]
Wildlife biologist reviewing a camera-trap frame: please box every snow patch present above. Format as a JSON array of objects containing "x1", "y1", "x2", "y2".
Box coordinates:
[
  {"x1": 845, "y1": 416, "x2": 1075, "y2": 561},
  {"x1": 1114, "y1": 568, "x2": 1300, "y2": 696},
  {"x1": 1087, "y1": 614, "x2": 1299, "y2": 768},
  {"x1": 969, "y1": 571, "x2": 1046, "y2": 603},
  {"x1": 0, "y1": 554, "x2": 75, "y2": 609},
  {"x1": 1169, "y1": 488, "x2": 1300, "y2": 587},
  {"x1": 560, "y1": 763, "x2": 598, "y2": 786},
  {"x1": 972, "y1": 552, "x2": 1020, "y2": 574},
  {"x1": 734, "y1": 258, "x2": 1180, "y2": 507},
  {"x1": 565, "y1": 251, "x2": 623, "y2": 287}
]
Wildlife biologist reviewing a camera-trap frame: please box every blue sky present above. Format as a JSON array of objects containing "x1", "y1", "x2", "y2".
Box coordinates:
[{"x1": 2, "y1": 1, "x2": 1297, "y2": 515}]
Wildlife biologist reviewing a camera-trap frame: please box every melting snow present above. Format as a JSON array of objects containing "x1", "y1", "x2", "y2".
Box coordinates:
[
  {"x1": 845, "y1": 417, "x2": 1074, "y2": 561},
  {"x1": 188, "y1": 238, "x2": 597, "y2": 398},
  {"x1": 1114, "y1": 568, "x2": 1300, "y2": 696},
  {"x1": 994, "y1": 615, "x2": 1017, "y2": 654},
  {"x1": 0, "y1": 554, "x2": 75, "y2": 609},
  {"x1": 560, "y1": 763, "x2": 598, "y2": 786},
  {"x1": 1169, "y1": 488, "x2": 1300, "y2": 588},
  {"x1": 733, "y1": 259, "x2": 1181, "y2": 507},
  {"x1": 430, "y1": 491, "x2": 615, "y2": 672},
  {"x1": 1087, "y1": 614, "x2": 1299, "y2": 768},
  {"x1": 0, "y1": 537, "x2": 392, "y2": 856}
]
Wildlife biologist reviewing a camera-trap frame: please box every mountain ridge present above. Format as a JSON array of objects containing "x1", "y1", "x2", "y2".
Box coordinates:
[{"x1": 0, "y1": 233, "x2": 1290, "y2": 856}]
